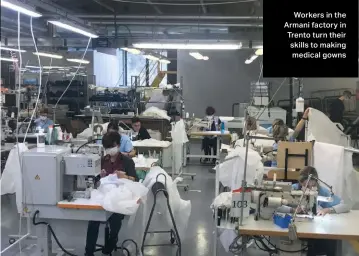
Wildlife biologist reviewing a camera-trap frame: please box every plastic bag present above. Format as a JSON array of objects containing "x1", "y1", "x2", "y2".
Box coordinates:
[
  {"x1": 0, "y1": 143, "x2": 29, "y2": 213},
  {"x1": 101, "y1": 179, "x2": 149, "y2": 215}
]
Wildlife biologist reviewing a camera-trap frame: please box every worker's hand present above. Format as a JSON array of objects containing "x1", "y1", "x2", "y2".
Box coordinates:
[
  {"x1": 100, "y1": 169, "x2": 107, "y2": 178},
  {"x1": 317, "y1": 208, "x2": 331, "y2": 216},
  {"x1": 116, "y1": 170, "x2": 127, "y2": 179},
  {"x1": 303, "y1": 108, "x2": 310, "y2": 119},
  {"x1": 293, "y1": 205, "x2": 307, "y2": 214}
]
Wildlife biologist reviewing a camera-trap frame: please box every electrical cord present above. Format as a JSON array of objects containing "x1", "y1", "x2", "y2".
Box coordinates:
[
  {"x1": 253, "y1": 235, "x2": 308, "y2": 253},
  {"x1": 32, "y1": 210, "x2": 78, "y2": 256},
  {"x1": 75, "y1": 139, "x2": 98, "y2": 153}
]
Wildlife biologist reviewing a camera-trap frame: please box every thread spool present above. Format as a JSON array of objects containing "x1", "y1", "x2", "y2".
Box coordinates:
[{"x1": 267, "y1": 197, "x2": 283, "y2": 207}]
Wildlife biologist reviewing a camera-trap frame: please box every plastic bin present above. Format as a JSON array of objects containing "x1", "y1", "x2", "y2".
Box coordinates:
[{"x1": 273, "y1": 213, "x2": 292, "y2": 228}]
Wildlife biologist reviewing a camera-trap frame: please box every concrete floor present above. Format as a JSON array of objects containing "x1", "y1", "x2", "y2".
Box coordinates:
[{"x1": 1, "y1": 144, "x2": 359, "y2": 256}]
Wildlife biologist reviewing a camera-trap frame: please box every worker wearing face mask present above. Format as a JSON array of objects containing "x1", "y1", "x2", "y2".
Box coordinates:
[
  {"x1": 85, "y1": 131, "x2": 137, "y2": 256},
  {"x1": 107, "y1": 121, "x2": 136, "y2": 157},
  {"x1": 329, "y1": 90, "x2": 352, "y2": 124},
  {"x1": 277, "y1": 166, "x2": 349, "y2": 256},
  {"x1": 34, "y1": 107, "x2": 54, "y2": 131}
]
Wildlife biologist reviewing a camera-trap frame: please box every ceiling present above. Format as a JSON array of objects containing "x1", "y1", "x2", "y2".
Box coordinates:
[{"x1": 1, "y1": 0, "x2": 263, "y2": 48}]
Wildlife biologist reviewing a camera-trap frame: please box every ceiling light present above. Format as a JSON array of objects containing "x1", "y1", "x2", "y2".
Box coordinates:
[
  {"x1": 0, "y1": 57, "x2": 18, "y2": 62},
  {"x1": 121, "y1": 47, "x2": 141, "y2": 55},
  {"x1": 143, "y1": 54, "x2": 159, "y2": 61},
  {"x1": 245, "y1": 54, "x2": 258, "y2": 64},
  {"x1": 33, "y1": 52, "x2": 63, "y2": 59},
  {"x1": 159, "y1": 59, "x2": 171, "y2": 64},
  {"x1": 42, "y1": 66, "x2": 65, "y2": 69},
  {"x1": 133, "y1": 43, "x2": 242, "y2": 50},
  {"x1": 203, "y1": 56, "x2": 209, "y2": 60},
  {"x1": 48, "y1": 20, "x2": 98, "y2": 38},
  {"x1": 255, "y1": 48, "x2": 263, "y2": 56},
  {"x1": 1, "y1": 0, "x2": 42, "y2": 17},
  {"x1": 26, "y1": 65, "x2": 41, "y2": 69},
  {"x1": 67, "y1": 59, "x2": 90, "y2": 64},
  {"x1": 189, "y1": 52, "x2": 204, "y2": 60},
  {"x1": 0, "y1": 46, "x2": 26, "y2": 53}
]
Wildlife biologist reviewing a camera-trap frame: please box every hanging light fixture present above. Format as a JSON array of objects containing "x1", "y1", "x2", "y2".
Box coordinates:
[
  {"x1": 48, "y1": 20, "x2": 98, "y2": 38},
  {"x1": 121, "y1": 47, "x2": 141, "y2": 55},
  {"x1": 0, "y1": 46, "x2": 26, "y2": 53},
  {"x1": 0, "y1": 57, "x2": 18, "y2": 62},
  {"x1": 143, "y1": 54, "x2": 159, "y2": 61},
  {"x1": 255, "y1": 48, "x2": 263, "y2": 56},
  {"x1": 134, "y1": 42, "x2": 242, "y2": 50},
  {"x1": 67, "y1": 59, "x2": 90, "y2": 64},
  {"x1": 189, "y1": 52, "x2": 204, "y2": 60},
  {"x1": 245, "y1": 55, "x2": 258, "y2": 64},
  {"x1": 33, "y1": 52, "x2": 63, "y2": 59},
  {"x1": 1, "y1": 0, "x2": 42, "y2": 17},
  {"x1": 159, "y1": 59, "x2": 171, "y2": 64}
]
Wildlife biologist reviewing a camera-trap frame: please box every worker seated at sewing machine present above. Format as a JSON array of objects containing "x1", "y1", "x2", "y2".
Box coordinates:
[
  {"x1": 34, "y1": 107, "x2": 54, "y2": 132},
  {"x1": 264, "y1": 108, "x2": 309, "y2": 167},
  {"x1": 276, "y1": 166, "x2": 350, "y2": 256},
  {"x1": 85, "y1": 131, "x2": 137, "y2": 256},
  {"x1": 107, "y1": 121, "x2": 136, "y2": 157},
  {"x1": 201, "y1": 106, "x2": 221, "y2": 164},
  {"x1": 131, "y1": 116, "x2": 151, "y2": 141}
]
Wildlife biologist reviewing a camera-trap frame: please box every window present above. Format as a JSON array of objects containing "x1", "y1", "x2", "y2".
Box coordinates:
[{"x1": 94, "y1": 49, "x2": 124, "y2": 87}]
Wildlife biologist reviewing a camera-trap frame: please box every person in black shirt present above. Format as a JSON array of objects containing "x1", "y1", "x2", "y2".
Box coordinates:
[
  {"x1": 329, "y1": 90, "x2": 351, "y2": 124},
  {"x1": 202, "y1": 106, "x2": 221, "y2": 164},
  {"x1": 131, "y1": 117, "x2": 151, "y2": 141}
]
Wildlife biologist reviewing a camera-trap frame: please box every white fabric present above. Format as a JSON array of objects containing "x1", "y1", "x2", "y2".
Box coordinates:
[
  {"x1": 77, "y1": 122, "x2": 110, "y2": 138},
  {"x1": 141, "y1": 106, "x2": 171, "y2": 121},
  {"x1": 313, "y1": 142, "x2": 345, "y2": 197},
  {"x1": 132, "y1": 139, "x2": 171, "y2": 148},
  {"x1": 307, "y1": 108, "x2": 348, "y2": 146},
  {"x1": 145, "y1": 91, "x2": 166, "y2": 110},
  {"x1": 91, "y1": 177, "x2": 149, "y2": 215},
  {"x1": 313, "y1": 142, "x2": 359, "y2": 209},
  {"x1": 0, "y1": 143, "x2": 29, "y2": 212},
  {"x1": 210, "y1": 192, "x2": 232, "y2": 209},
  {"x1": 217, "y1": 147, "x2": 264, "y2": 189},
  {"x1": 171, "y1": 120, "x2": 188, "y2": 175}
]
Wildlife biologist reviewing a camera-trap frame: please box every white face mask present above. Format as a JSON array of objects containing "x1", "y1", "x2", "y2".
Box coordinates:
[
  {"x1": 105, "y1": 146, "x2": 118, "y2": 156},
  {"x1": 206, "y1": 115, "x2": 214, "y2": 120},
  {"x1": 39, "y1": 116, "x2": 47, "y2": 121}
]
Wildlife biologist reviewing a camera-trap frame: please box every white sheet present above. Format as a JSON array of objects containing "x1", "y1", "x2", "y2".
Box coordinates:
[
  {"x1": 307, "y1": 108, "x2": 348, "y2": 146},
  {"x1": 0, "y1": 143, "x2": 29, "y2": 213},
  {"x1": 132, "y1": 139, "x2": 171, "y2": 148}
]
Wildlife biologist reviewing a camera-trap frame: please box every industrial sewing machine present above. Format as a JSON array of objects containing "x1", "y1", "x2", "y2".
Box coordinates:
[
  {"x1": 22, "y1": 146, "x2": 101, "y2": 215},
  {"x1": 250, "y1": 180, "x2": 318, "y2": 221}
]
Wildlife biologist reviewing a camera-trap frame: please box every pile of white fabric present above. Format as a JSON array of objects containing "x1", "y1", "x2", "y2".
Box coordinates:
[
  {"x1": 216, "y1": 147, "x2": 264, "y2": 189},
  {"x1": 77, "y1": 122, "x2": 110, "y2": 139},
  {"x1": 91, "y1": 175, "x2": 149, "y2": 215},
  {"x1": 141, "y1": 106, "x2": 171, "y2": 121},
  {"x1": 132, "y1": 139, "x2": 171, "y2": 148}
]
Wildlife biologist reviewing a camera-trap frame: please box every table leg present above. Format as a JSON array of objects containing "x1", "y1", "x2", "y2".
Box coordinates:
[
  {"x1": 335, "y1": 240, "x2": 342, "y2": 256},
  {"x1": 183, "y1": 142, "x2": 187, "y2": 167},
  {"x1": 35, "y1": 223, "x2": 53, "y2": 256},
  {"x1": 241, "y1": 235, "x2": 248, "y2": 256}
]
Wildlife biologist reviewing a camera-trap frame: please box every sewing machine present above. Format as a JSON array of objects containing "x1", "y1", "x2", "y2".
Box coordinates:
[
  {"x1": 22, "y1": 146, "x2": 101, "y2": 212},
  {"x1": 251, "y1": 181, "x2": 318, "y2": 221}
]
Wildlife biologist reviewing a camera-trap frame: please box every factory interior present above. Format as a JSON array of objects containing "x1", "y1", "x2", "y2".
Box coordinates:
[{"x1": 1, "y1": 0, "x2": 359, "y2": 256}]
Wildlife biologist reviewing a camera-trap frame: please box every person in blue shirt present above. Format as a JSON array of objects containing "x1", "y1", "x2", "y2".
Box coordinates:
[
  {"x1": 277, "y1": 166, "x2": 350, "y2": 256},
  {"x1": 107, "y1": 121, "x2": 136, "y2": 157},
  {"x1": 34, "y1": 107, "x2": 54, "y2": 131}
]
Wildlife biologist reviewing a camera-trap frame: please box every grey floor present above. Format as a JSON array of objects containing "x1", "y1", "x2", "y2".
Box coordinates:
[{"x1": 1, "y1": 144, "x2": 359, "y2": 256}]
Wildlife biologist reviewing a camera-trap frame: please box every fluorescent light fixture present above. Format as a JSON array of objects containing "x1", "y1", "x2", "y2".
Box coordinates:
[
  {"x1": 48, "y1": 20, "x2": 98, "y2": 38},
  {"x1": 0, "y1": 46, "x2": 26, "y2": 53},
  {"x1": 121, "y1": 47, "x2": 141, "y2": 55},
  {"x1": 67, "y1": 59, "x2": 90, "y2": 64},
  {"x1": 133, "y1": 43, "x2": 242, "y2": 50},
  {"x1": 143, "y1": 54, "x2": 159, "y2": 61},
  {"x1": 33, "y1": 52, "x2": 63, "y2": 59},
  {"x1": 26, "y1": 65, "x2": 41, "y2": 69},
  {"x1": 189, "y1": 52, "x2": 204, "y2": 60},
  {"x1": 42, "y1": 66, "x2": 66, "y2": 69},
  {"x1": 245, "y1": 54, "x2": 258, "y2": 64},
  {"x1": 255, "y1": 48, "x2": 263, "y2": 56},
  {"x1": 203, "y1": 56, "x2": 209, "y2": 61},
  {"x1": 159, "y1": 59, "x2": 171, "y2": 64},
  {"x1": 0, "y1": 57, "x2": 18, "y2": 62},
  {"x1": 1, "y1": 0, "x2": 42, "y2": 17}
]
